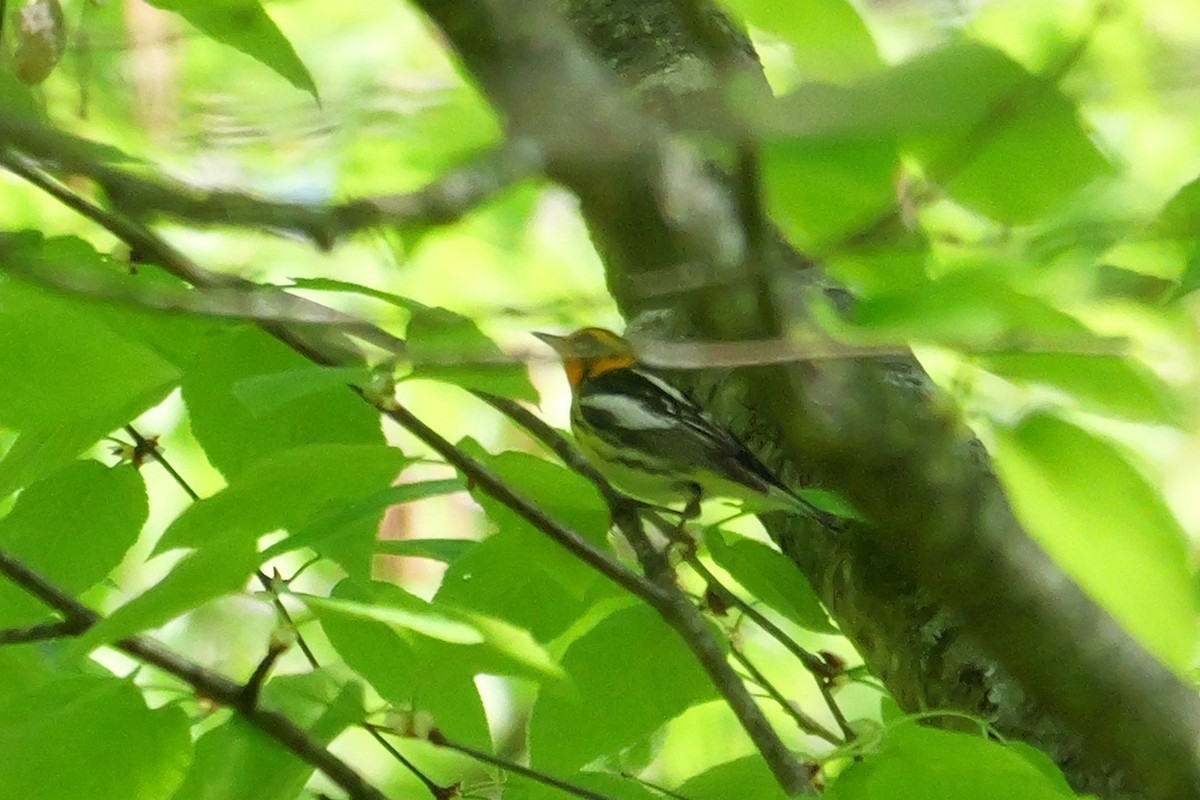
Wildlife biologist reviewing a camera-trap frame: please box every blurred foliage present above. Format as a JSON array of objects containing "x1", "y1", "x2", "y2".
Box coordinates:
[{"x1": 1, "y1": 0, "x2": 1199, "y2": 798}]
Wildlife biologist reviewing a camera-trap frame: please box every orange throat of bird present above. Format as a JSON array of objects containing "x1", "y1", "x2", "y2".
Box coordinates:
[{"x1": 564, "y1": 354, "x2": 636, "y2": 388}]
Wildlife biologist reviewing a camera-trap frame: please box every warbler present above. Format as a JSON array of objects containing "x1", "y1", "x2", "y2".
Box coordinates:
[{"x1": 535, "y1": 327, "x2": 836, "y2": 526}]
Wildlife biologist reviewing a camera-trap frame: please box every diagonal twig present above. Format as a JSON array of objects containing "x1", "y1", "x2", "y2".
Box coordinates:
[
  {"x1": 0, "y1": 547, "x2": 390, "y2": 800},
  {"x1": 121, "y1": 425, "x2": 323, "y2": 670},
  {"x1": 0, "y1": 618, "x2": 88, "y2": 645}
]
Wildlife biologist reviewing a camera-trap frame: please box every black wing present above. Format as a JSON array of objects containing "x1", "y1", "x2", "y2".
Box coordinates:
[{"x1": 576, "y1": 368, "x2": 786, "y2": 495}]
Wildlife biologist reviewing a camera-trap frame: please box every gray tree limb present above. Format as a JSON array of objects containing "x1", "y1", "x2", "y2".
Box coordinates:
[{"x1": 0, "y1": 113, "x2": 541, "y2": 249}]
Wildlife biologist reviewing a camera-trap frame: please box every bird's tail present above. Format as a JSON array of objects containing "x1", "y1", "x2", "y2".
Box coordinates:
[{"x1": 772, "y1": 485, "x2": 846, "y2": 531}]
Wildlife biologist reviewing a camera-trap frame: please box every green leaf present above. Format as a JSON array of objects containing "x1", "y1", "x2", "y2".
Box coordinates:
[
  {"x1": 723, "y1": 0, "x2": 882, "y2": 85},
  {"x1": 1154, "y1": 174, "x2": 1200, "y2": 241},
  {"x1": 0, "y1": 461, "x2": 147, "y2": 627},
  {"x1": 145, "y1": 0, "x2": 318, "y2": 99},
  {"x1": 262, "y1": 478, "x2": 465, "y2": 562},
  {"x1": 172, "y1": 671, "x2": 363, "y2": 800},
  {"x1": 762, "y1": 123, "x2": 898, "y2": 248},
  {"x1": 462, "y1": 609, "x2": 566, "y2": 683},
  {"x1": 437, "y1": 525, "x2": 618, "y2": 642},
  {"x1": 0, "y1": 275, "x2": 179, "y2": 434},
  {"x1": 231, "y1": 365, "x2": 373, "y2": 415},
  {"x1": 0, "y1": 631, "x2": 111, "y2": 686},
  {"x1": 879, "y1": 42, "x2": 1107, "y2": 223},
  {"x1": 991, "y1": 413, "x2": 1197, "y2": 670},
  {"x1": 0, "y1": 676, "x2": 192, "y2": 800},
  {"x1": 301, "y1": 594, "x2": 485, "y2": 645},
  {"x1": 980, "y1": 352, "x2": 1180, "y2": 424},
  {"x1": 677, "y1": 755, "x2": 789, "y2": 800},
  {"x1": 1090, "y1": 264, "x2": 1174, "y2": 305},
  {"x1": 1007, "y1": 741, "x2": 1076, "y2": 795},
  {"x1": 1151, "y1": 177, "x2": 1200, "y2": 302},
  {"x1": 4, "y1": 235, "x2": 223, "y2": 372},
  {"x1": 286, "y1": 277, "x2": 420, "y2": 309},
  {"x1": 1169, "y1": 244, "x2": 1200, "y2": 303},
  {"x1": 0, "y1": 65, "x2": 45, "y2": 117},
  {"x1": 796, "y1": 487, "x2": 866, "y2": 521},
  {"x1": 407, "y1": 306, "x2": 538, "y2": 402},
  {"x1": 850, "y1": 271, "x2": 1093, "y2": 347},
  {"x1": 827, "y1": 724, "x2": 1074, "y2": 799},
  {"x1": 0, "y1": 649, "x2": 58, "y2": 694},
  {"x1": 316, "y1": 579, "x2": 491, "y2": 749},
  {"x1": 157, "y1": 443, "x2": 407, "y2": 578},
  {"x1": 705, "y1": 530, "x2": 835, "y2": 634},
  {"x1": 529, "y1": 604, "x2": 719, "y2": 772},
  {"x1": 182, "y1": 326, "x2": 384, "y2": 479},
  {"x1": 269, "y1": 670, "x2": 367, "y2": 740},
  {"x1": 439, "y1": 445, "x2": 621, "y2": 641},
  {"x1": 767, "y1": 42, "x2": 1108, "y2": 224},
  {"x1": 459, "y1": 444, "x2": 611, "y2": 548},
  {"x1": 0, "y1": 423, "x2": 121, "y2": 500},
  {"x1": 307, "y1": 581, "x2": 563, "y2": 682},
  {"x1": 158, "y1": 443, "x2": 405, "y2": 551},
  {"x1": 74, "y1": 530, "x2": 262, "y2": 653},
  {"x1": 375, "y1": 537, "x2": 475, "y2": 564}
]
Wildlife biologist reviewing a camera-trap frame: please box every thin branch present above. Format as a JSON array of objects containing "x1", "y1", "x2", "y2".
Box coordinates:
[
  {"x1": 0, "y1": 111, "x2": 542, "y2": 249},
  {"x1": 362, "y1": 726, "x2": 455, "y2": 800},
  {"x1": 123, "y1": 425, "x2": 323, "y2": 670},
  {"x1": 607, "y1": 508, "x2": 813, "y2": 795},
  {"x1": 0, "y1": 618, "x2": 87, "y2": 645},
  {"x1": 0, "y1": 547, "x2": 391, "y2": 800},
  {"x1": 0, "y1": 151, "x2": 394, "y2": 364},
  {"x1": 729, "y1": 646, "x2": 835, "y2": 745},
  {"x1": 619, "y1": 772, "x2": 696, "y2": 800},
  {"x1": 634, "y1": 333, "x2": 1131, "y2": 370},
  {"x1": 683, "y1": 555, "x2": 852, "y2": 743},
  {"x1": 123, "y1": 426, "x2": 200, "y2": 501},
  {"x1": 367, "y1": 394, "x2": 671, "y2": 602},
  {"x1": 2, "y1": 250, "x2": 399, "y2": 336},
  {"x1": 123, "y1": 425, "x2": 444, "y2": 792},
  {"x1": 437, "y1": 732, "x2": 618, "y2": 800},
  {"x1": 239, "y1": 638, "x2": 289, "y2": 710}
]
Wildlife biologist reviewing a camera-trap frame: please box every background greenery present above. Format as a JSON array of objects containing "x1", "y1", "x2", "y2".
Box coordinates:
[{"x1": 1, "y1": 0, "x2": 1199, "y2": 798}]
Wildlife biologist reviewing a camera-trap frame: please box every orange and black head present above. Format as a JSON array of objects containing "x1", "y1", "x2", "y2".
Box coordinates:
[{"x1": 534, "y1": 327, "x2": 637, "y2": 389}]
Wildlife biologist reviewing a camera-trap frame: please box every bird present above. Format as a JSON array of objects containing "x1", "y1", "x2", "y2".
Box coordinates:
[{"x1": 534, "y1": 327, "x2": 838, "y2": 527}]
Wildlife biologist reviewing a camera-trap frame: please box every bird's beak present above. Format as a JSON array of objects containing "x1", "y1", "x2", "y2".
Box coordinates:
[{"x1": 533, "y1": 331, "x2": 566, "y2": 353}]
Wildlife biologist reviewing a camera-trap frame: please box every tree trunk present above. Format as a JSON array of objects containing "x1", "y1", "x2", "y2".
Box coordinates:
[
  {"x1": 560, "y1": 1, "x2": 1133, "y2": 796},
  {"x1": 413, "y1": 0, "x2": 1200, "y2": 794}
]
